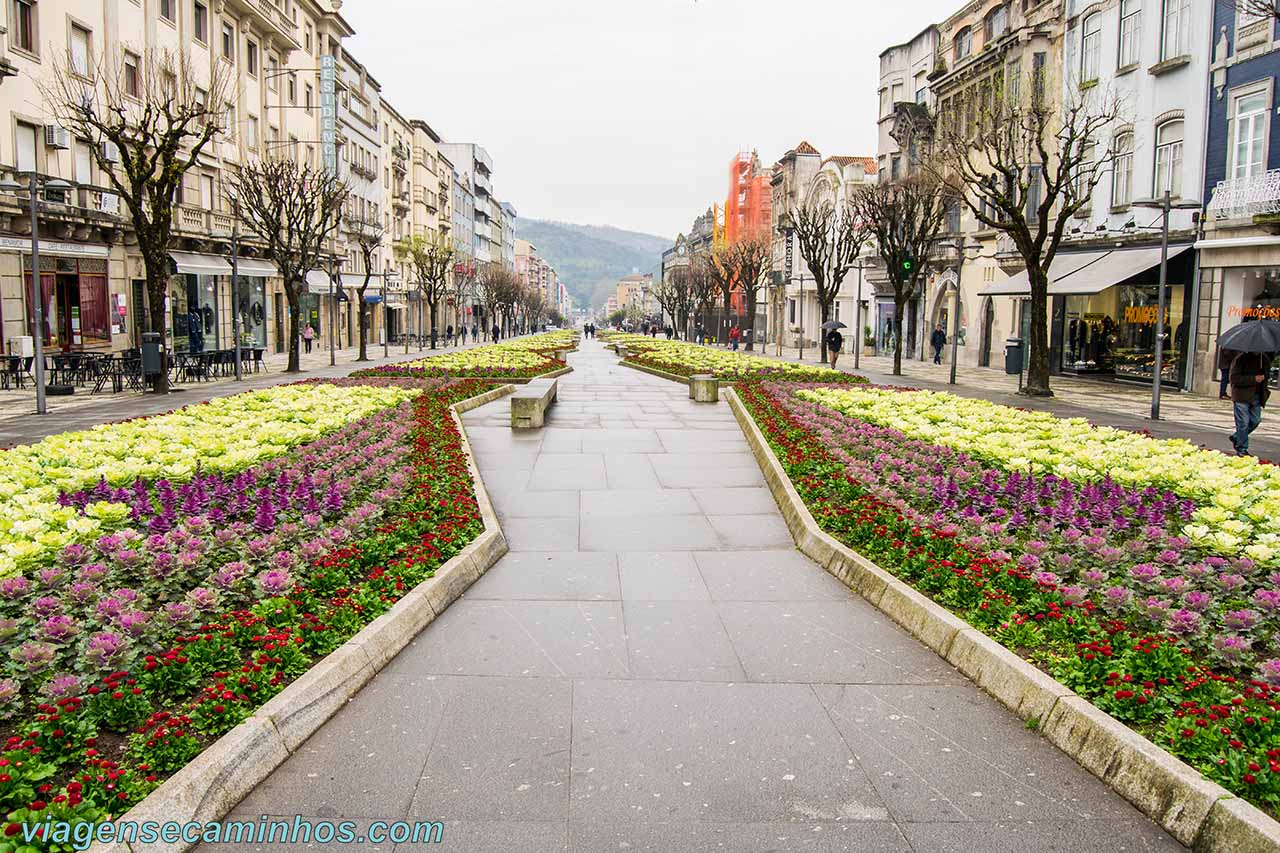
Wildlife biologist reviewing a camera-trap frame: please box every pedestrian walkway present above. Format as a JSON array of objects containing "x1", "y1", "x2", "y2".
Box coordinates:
[
  {"x1": 0, "y1": 335, "x2": 492, "y2": 448},
  {"x1": 212, "y1": 342, "x2": 1182, "y2": 852}
]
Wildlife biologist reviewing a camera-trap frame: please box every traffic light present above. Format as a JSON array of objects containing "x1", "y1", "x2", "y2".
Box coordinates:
[{"x1": 902, "y1": 258, "x2": 914, "y2": 272}]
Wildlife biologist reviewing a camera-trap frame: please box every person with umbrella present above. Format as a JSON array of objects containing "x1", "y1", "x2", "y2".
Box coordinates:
[
  {"x1": 823, "y1": 320, "x2": 846, "y2": 370},
  {"x1": 1218, "y1": 318, "x2": 1280, "y2": 456}
]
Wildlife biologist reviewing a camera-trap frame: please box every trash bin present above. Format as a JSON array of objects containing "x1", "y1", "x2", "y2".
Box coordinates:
[
  {"x1": 1004, "y1": 337, "x2": 1024, "y2": 375},
  {"x1": 141, "y1": 333, "x2": 163, "y2": 378}
]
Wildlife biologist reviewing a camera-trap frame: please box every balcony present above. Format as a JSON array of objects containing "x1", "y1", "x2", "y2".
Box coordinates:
[
  {"x1": 223, "y1": 0, "x2": 301, "y2": 49},
  {"x1": 1207, "y1": 170, "x2": 1280, "y2": 221},
  {"x1": 173, "y1": 204, "x2": 234, "y2": 238},
  {"x1": 472, "y1": 169, "x2": 492, "y2": 196},
  {"x1": 994, "y1": 233, "x2": 1025, "y2": 273}
]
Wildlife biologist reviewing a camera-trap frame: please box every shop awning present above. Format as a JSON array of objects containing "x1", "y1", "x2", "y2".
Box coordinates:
[
  {"x1": 1051, "y1": 246, "x2": 1191, "y2": 295},
  {"x1": 384, "y1": 302, "x2": 406, "y2": 310},
  {"x1": 232, "y1": 258, "x2": 277, "y2": 278},
  {"x1": 170, "y1": 251, "x2": 232, "y2": 276},
  {"x1": 981, "y1": 250, "x2": 1110, "y2": 296},
  {"x1": 306, "y1": 270, "x2": 336, "y2": 294},
  {"x1": 341, "y1": 273, "x2": 375, "y2": 289}
]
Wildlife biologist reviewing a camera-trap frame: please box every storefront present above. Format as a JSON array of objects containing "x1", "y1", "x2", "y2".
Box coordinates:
[
  {"x1": 168, "y1": 252, "x2": 233, "y2": 354},
  {"x1": 1195, "y1": 237, "x2": 1280, "y2": 394},
  {"x1": 984, "y1": 244, "x2": 1195, "y2": 387},
  {"x1": 230, "y1": 259, "x2": 276, "y2": 350},
  {"x1": 21, "y1": 249, "x2": 112, "y2": 351}
]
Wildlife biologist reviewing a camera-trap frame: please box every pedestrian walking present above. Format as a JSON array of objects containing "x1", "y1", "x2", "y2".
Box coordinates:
[
  {"x1": 825, "y1": 327, "x2": 843, "y2": 370},
  {"x1": 1229, "y1": 351, "x2": 1273, "y2": 456},
  {"x1": 471, "y1": 323, "x2": 478, "y2": 343},
  {"x1": 491, "y1": 323, "x2": 500, "y2": 344},
  {"x1": 729, "y1": 324, "x2": 741, "y2": 351},
  {"x1": 1218, "y1": 346, "x2": 1238, "y2": 400},
  {"x1": 931, "y1": 324, "x2": 947, "y2": 365},
  {"x1": 461, "y1": 325, "x2": 468, "y2": 345},
  {"x1": 302, "y1": 324, "x2": 315, "y2": 354},
  {"x1": 446, "y1": 324, "x2": 454, "y2": 347}
]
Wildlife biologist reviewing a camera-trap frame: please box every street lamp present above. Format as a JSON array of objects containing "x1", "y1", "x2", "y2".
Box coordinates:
[
  {"x1": 0, "y1": 174, "x2": 73, "y2": 415},
  {"x1": 947, "y1": 237, "x2": 983, "y2": 386},
  {"x1": 1132, "y1": 192, "x2": 1201, "y2": 420},
  {"x1": 850, "y1": 257, "x2": 870, "y2": 371},
  {"x1": 382, "y1": 272, "x2": 394, "y2": 359}
]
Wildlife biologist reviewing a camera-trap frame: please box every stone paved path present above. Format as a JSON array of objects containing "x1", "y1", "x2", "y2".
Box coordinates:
[{"x1": 212, "y1": 342, "x2": 1184, "y2": 851}]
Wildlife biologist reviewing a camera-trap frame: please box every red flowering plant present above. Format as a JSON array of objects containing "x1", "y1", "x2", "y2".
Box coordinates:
[{"x1": 739, "y1": 381, "x2": 1280, "y2": 815}]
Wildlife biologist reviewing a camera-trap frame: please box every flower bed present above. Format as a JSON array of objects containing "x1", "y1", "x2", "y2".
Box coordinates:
[
  {"x1": 0, "y1": 385, "x2": 417, "y2": 580},
  {"x1": 740, "y1": 381, "x2": 1280, "y2": 814},
  {"x1": 353, "y1": 334, "x2": 574, "y2": 381},
  {"x1": 0, "y1": 377, "x2": 493, "y2": 845},
  {"x1": 611, "y1": 336, "x2": 863, "y2": 383}
]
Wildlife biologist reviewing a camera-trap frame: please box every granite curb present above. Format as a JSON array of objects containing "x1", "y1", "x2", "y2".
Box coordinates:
[
  {"x1": 724, "y1": 386, "x2": 1280, "y2": 852},
  {"x1": 92, "y1": 383, "x2": 514, "y2": 853}
]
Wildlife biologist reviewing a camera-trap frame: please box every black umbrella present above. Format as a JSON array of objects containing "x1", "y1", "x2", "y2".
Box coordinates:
[
  {"x1": 821, "y1": 321, "x2": 847, "y2": 330},
  {"x1": 1217, "y1": 319, "x2": 1280, "y2": 354}
]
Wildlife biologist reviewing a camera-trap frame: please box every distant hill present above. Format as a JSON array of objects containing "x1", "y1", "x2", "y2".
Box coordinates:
[{"x1": 514, "y1": 219, "x2": 671, "y2": 311}]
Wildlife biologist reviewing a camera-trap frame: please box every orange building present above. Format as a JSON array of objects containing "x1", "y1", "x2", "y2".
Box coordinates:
[{"x1": 724, "y1": 150, "x2": 773, "y2": 247}]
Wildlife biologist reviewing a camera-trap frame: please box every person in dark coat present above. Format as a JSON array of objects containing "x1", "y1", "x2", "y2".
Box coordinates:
[
  {"x1": 1229, "y1": 351, "x2": 1274, "y2": 456},
  {"x1": 1217, "y1": 346, "x2": 1239, "y2": 400},
  {"x1": 930, "y1": 324, "x2": 947, "y2": 364},
  {"x1": 825, "y1": 328, "x2": 844, "y2": 370},
  {"x1": 491, "y1": 323, "x2": 500, "y2": 344}
]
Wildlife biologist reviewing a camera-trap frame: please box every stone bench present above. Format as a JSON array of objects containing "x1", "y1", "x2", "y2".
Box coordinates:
[
  {"x1": 510, "y1": 377, "x2": 558, "y2": 429},
  {"x1": 689, "y1": 374, "x2": 718, "y2": 403}
]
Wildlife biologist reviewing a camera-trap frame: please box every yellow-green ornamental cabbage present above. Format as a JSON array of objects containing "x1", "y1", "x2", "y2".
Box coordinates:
[
  {"x1": 799, "y1": 386, "x2": 1280, "y2": 566},
  {"x1": 0, "y1": 383, "x2": 417, "y2": 577}
]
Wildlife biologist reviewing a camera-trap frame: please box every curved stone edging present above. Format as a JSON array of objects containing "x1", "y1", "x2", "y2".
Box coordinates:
[
  {"x1": 723, "y1": 387, "x2": 1280, "y2": 853},
  {"x1": 93, "y1": 383, "x2": 516, "y2": 853},
  {"x1": 618, "y1": 359, "x2": 691, "y2": 386}
]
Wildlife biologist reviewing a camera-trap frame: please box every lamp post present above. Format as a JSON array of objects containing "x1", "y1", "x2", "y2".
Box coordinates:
[
  {"x1": 1133, "y1": 192, "x2": 1201, "y2": 420},
  {"x1": 382, "y1": 272, "x2": 392, "y2": 359},
  {"x1": 328, "y1": 256, "x2": 338, "y2": 367},
  {"x1": 948, "y1": 238, "x2": 982, "y2": 386},
  {"x1": 229, "y1": 224, "x2": 243, "y2": 381},
  {"x1": 0, "y1": 174, "x2": 72, "y2": 415},
  {"x1": 852, "y1": 258, "x2": 868, "y2": 371}
]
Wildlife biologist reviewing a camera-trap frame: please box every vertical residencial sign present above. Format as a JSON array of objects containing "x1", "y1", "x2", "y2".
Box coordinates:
[{"x1": 320, "y1": 55, "x2": 337, "y2": 174}]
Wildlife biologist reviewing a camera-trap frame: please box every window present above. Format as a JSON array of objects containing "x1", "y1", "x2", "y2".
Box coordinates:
[
  {"x1": 1112, "y1": 133, "x2": 1134, "y2": 207},
  {"x1": 266, "y1": 55, "x2": 278, "y2": 90},
  {"x1": 1026, "y1": 164, "x2": 1043, "y2": 220},
  {"x1": 1074, "y1": 143, "x2": 1097, "y2": 204},
  {"x1": 1154, "y1": 119, "x2": 1184, "y2": 196},
  {"x1": 304, "y1": 83, "x2": 313, "y2": 113},
  {"x1": 1080, "y1": 13, "x2": 1101, "y2": 82},
  {"x1": 247, "y1": 115, "x2": 258, "y2": 150},
  {"x1": 224, "y1": 104, "x2": 235, "y2": 140},
  {"x1": 74, "y1": 140, "x2": 91, "y2": 184},
  {"x1": 69, "y1": 23, "x2": 91, "y2": 76},
  {"x1": 788, "y1": 298, "x2": 796, "y2": 324},
  {"x1": 1161, "y1": 0, "x2": 1190, "y2": 59},
  {"x1": 124, "y1": 51, "x2": 141, "y2": 97},
  {"x1": 1232, "y1": 92, "x2": 1269, "y2": 180},
  {"x1": 304, "y1": 24, "x2": 313, "y2": 54},
  {"x1": 246, "y1": 40, "x2": 258, "y2": 76},
  {"x1": 200, "y1": 174, "x2": 214, "y2": 209},
  {"x1": 985, "y1": 4, "x2": 1009, "y2": 42},
  {"x1": 221, "y1": 23, "x2": 234, "y2": 59},
  {"x1": 15, "y1": 122, "x2": 37, "y2": 172},
  {"x1": 287, "y1": 72, "x2": 297, "y2": 104},
  {"x1": 13, "y1": 0, "x2": 35, "y2": 53},
  {"x1": 890, "y1": 155, "x2": 901, "y2": 181},
  {"x1": 916, "y1": 86, "x2": 927, "y2": 104},
  {"x1": 954, "y1": 26, "x2": 972, "y2": 60},
  {"x1": 1118, "y1": 0, "x2": 1141, "y2": 67},
  {"x1": 193, "y1": 2, "x2": 208, "y2": 43},
  {"x1": 1031, "y1": 51, "x2": 1046, "y2": 103},
  {"x1": 159, "y1": 0, "x2": 173, "y2": 21}
]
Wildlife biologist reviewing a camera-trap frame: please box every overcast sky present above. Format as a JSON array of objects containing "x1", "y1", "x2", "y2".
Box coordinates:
[{"x1": 346, "y1": 0, "x2": 957, "y2": 240}]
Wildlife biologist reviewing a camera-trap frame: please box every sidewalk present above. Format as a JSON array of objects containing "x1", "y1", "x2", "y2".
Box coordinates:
[
  {"x1": 0, "y1": 335, "x2": 495, "y2": 448},
  {"x1": 740, "y1": 341, "x2": 1280, "y2": 460},
  {"x1": 211, "y1": 341, "x2": 1181, "y2": 852}
]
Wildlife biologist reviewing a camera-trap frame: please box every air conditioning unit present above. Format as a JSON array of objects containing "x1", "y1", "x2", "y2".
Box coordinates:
[
  {"x1": 44, "y1": 125, "x2": 71, "y2": 150},
  {"x1": 100, "y1": 141, "x2": 121, "y2": 163}
]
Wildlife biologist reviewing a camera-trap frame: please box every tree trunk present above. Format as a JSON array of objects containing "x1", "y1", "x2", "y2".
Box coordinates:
[
  {"x1": 892, "y1": 292, "x2": 906, "y2": 376},
  {"x1": 744, "y1": 291, "x2": 757, "y2": 351},
  {"x1": 429, "y1": 295, "x2": 439, "y2": 348},
  {"x1": 285, "y1": 287, "x2": 301, "y2": 373},
  {"x1": 818, "y1": 302, "x2": 831, "y2": 362},
  {"x1": 356, "y1": 284, "x2": 369, "y2": 361},
  {"x1": 1025, "y1": 268, "x2": 1053, "y2": 397}
]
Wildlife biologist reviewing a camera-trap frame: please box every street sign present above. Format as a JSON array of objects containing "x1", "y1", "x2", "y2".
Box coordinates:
[{"x1": 319, "y1": 55, "x2": 337, "y2": 175}]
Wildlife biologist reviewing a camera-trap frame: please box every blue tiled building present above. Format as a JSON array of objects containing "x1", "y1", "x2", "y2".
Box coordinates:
[{"x1": 1197, "y1": 0, "x2": 1280, "y2": 395}]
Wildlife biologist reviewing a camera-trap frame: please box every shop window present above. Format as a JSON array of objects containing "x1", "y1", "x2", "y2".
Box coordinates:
[
  {"x1": 1112, "y1": 133, "x2": 1134, "y2": 207},
  {"x1": 1231, "y1": 89, "x2": 1269, "y2": 180},
  {"x1": 1154, "y1": 119, "x2": 1184, "y2": 197},
  {"x1": 1118, "y1": 0, "x2": 1141, "y2": 67}
]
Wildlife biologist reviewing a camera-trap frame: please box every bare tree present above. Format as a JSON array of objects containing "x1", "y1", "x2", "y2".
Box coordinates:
[
  {"x1": 44, "y1": 48, "x2": 230, "y2": 392},
  {"x1": 688, "y1": 253, "x2": 719, "y2": 341},
  {"x1": 449, "y1": 261, "x2": 475, "y2": 339},
  {"x1": 395, "y1": 233, "x2": 454, "y2": 349},
  {"x1": 519, "y1": 280, "x2": 547, "y2": 331},
  {"x1": 927, "y1": 78, "x2": 1123, "y2": 396},
  {"x1": 476, "y1": 264, "x2": 520, "y2": 339},
  {"x1": 344, "y1": 211, "x2": 385, "y2": 362},
  {"x1": 231, "y1": 159, "x2": 348, "y2": 373},
  {"x1": 651, "y1": 272, "x2": 685, "y2": 337},
  {"x1": 707, "y1": 246, "x2": 736, "y2": 344},
  {"x1": 790, "y1": 199, "x2": 873, "y2": 363},
  {"x1": 1236, "y1": 0, "x2": 1279, "y2": 22},
  {"x1": 851, "y1": 177, "x2": 948, "y2": 376},
  {"x1": 719, "y1": 237, "x2": 771, "y2": 351}
]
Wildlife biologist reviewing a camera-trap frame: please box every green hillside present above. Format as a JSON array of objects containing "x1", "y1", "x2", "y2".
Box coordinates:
[{"x1": 514, "y1": 219, "x2": 671, "y2": 311}]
